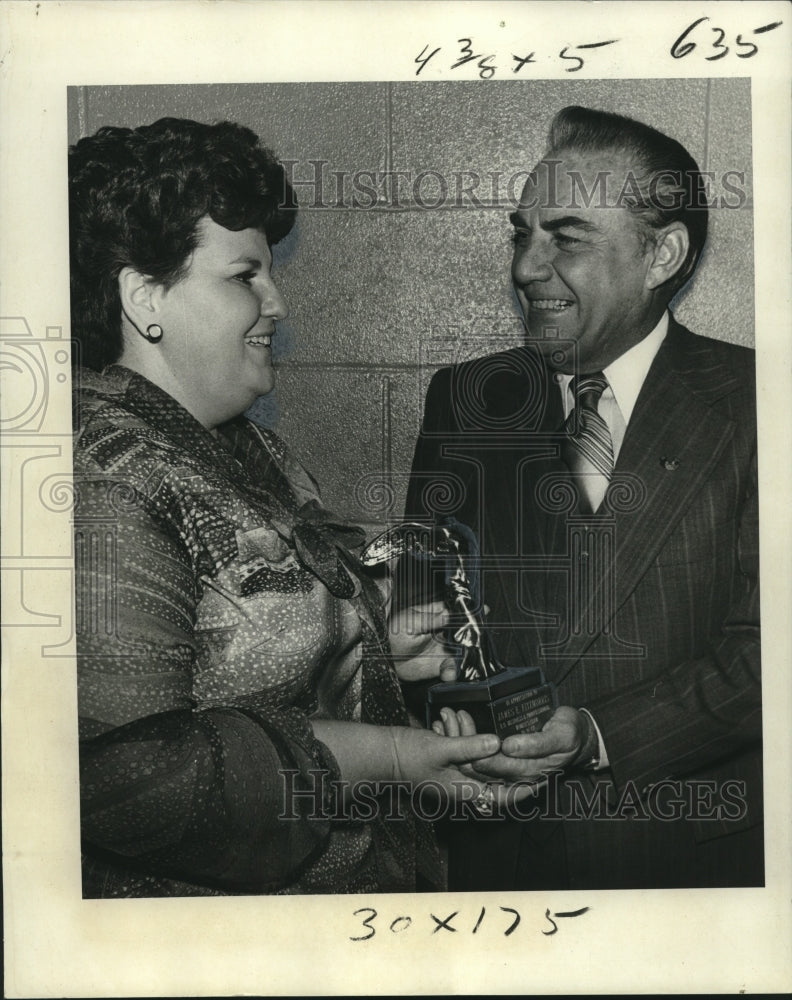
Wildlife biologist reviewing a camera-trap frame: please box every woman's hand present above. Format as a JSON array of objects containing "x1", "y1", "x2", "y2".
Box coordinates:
[
  {"x1": 417, "y1": 715, "x2": 546, "y2": 809},
  {"x1": 389, "y1": 724, "x2": 501, "y2": 804},
  {"x1": 312, "y1": 718, "x2": 499, "y2": 804},
  {"x1": 312, "y1": 718, "x2": 539, "y2": 813},
  {"x1": 388, "y1": 601, "x2": 457, "y2": 682}
]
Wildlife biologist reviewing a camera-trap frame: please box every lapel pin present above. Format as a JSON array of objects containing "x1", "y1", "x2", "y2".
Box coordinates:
[{"x1": 660, "y1": 457, "x2": 680, "y2": 471}]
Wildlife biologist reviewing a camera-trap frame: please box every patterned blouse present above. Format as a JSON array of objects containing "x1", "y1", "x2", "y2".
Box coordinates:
[{"x1": 74, "y1": 366, "x2": 438, "y2": 896}]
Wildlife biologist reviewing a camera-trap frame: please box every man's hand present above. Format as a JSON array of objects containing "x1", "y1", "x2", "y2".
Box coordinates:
[{"x1": 432, "y1": 705, "x2": 594, "y2": 782}]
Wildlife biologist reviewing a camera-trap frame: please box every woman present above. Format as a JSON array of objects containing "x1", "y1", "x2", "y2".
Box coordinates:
[{"x1": 70, "y1": 117, "x2": 500, "y2": 897}]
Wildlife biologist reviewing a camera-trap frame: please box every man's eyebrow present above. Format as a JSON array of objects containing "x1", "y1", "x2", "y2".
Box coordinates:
[
  {"x1": 508, "y1": 213, "x2": 598, "y2": 233},
  {"x1": 540, "y1": 216, "x2": 598, "y2": 234}
]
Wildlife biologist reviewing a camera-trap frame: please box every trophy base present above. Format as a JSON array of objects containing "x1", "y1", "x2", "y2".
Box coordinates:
[{"x1": 426, "y1": 667, "x2": 556, "y2": 738}]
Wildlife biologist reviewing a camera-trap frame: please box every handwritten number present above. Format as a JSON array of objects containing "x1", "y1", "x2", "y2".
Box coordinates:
[
  {"x1": 350, "y1": 907, "x2": 377, "y2": 941},
  {"x1": 451, "y1": 39, "x2": 496, "y2": 77},
  {"x1": 415, "y1": 45, "x2": 440, "y2": 76},
  {"x1": 500, "y1": 906, "x2": 521, "y2": 936},
  {"x1": 671, "y1": 16, "x2": 782, "y2": 60},
  {"x1": 452, "y1": 38, "x2": 477, "y2": 68},
  {"x1": 670, "y1": 16, "x2": 708, "y2": 58},
  {"x1": 705, "y1": 26, "x2": 729, "y2": 60},
  {"x1": 418, "y1": 20, "x2": 779, "y2": 77},
  {"x1": 542, "y1": 909, "x2": 558, "y2": 936},
  {"x1": 559, "y1": 46, "x2": 584, "y2": 72},
  {"x1": 478, "y1": 55, "x2": 496, "y2": 79},
  {"x1": 735, "y1": 34, "x2": 759, "y2": 58},
  {"x1": 350, "y1": 904, "x2": 589, "y2": 939},
  {"x1": 543, "y1": 905, "x2": 591, "y2": 936}
]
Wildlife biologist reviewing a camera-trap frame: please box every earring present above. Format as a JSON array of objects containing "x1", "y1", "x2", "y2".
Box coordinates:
[{"x1": 142, "y1": 323, "x2": 163, "y2": 344}]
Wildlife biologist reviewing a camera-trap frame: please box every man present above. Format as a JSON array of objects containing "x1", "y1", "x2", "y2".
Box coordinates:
[{"x1": 403, "y1": 106, "x2": 761, "y2": 890}]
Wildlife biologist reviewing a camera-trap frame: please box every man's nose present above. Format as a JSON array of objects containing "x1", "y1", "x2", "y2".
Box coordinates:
[
  {"x1": 512, "y1": 239, "x2": 554, "y2": 285},
  {"x1": 261, "y1": 278, "x2": 289, "y2": 320}
]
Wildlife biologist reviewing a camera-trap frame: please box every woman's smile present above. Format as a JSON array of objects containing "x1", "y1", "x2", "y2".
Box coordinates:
[{"x1": 143, "y1": 218, "x2": 288, "y2": 428}]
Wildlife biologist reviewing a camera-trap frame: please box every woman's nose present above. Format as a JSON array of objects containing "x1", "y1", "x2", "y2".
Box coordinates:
[{"x1": 261, "y1": 279, "x2": 288, "y2": 320}]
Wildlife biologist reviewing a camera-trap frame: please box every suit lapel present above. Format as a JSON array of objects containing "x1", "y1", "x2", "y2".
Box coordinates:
[
  {"x1": 544, "y1": 320, "x2": 739, "y2": 680},
  {"x1": 475, "y1": 351, "x2": 565, "y2": 662},
  {"x1": 609, "y1": 342, "x2": 735, "y2": 607}
]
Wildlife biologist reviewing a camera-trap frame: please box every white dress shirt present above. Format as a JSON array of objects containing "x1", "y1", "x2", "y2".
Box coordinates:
[
  {"x1": 557, "y1": 311, "x2": 669, "y2": 462},
  {"x1": 556, "y1": 311, "x2": 669, "y2": 769}
]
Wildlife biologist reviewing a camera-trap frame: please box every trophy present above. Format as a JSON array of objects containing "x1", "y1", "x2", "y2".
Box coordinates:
[{"x1": 361, "y1": 519, "x2": 556, "y2": 738}]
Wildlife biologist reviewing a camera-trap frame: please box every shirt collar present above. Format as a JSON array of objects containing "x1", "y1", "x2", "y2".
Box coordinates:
[{"x1": 558, "y1": 311, "x2": 669, "y2": 425}]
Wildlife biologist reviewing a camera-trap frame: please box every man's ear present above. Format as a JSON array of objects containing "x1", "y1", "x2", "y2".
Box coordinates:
[
  {"x1": 646, "y1": 223, "x2": 690, "y2": 290},
  {"x1": 118, "y1": 267, "x2": 160, "y2": 335}
]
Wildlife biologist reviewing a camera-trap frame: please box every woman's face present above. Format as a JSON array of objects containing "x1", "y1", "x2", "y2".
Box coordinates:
[{"x1": 150, "y1": 216, "x2": 288, "y2": 428}]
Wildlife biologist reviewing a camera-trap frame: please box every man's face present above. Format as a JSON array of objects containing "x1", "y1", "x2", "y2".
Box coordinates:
[{"x1": 511, "y1": 150, "x2": 661, "y2": 373}]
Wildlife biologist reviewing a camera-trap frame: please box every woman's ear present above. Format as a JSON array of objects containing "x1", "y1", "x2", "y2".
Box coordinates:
[
  {"x1": 118, "y1": 267, "x2": 159, "y2": 335},
  {"x1": 645, "y1": 223, "x2": 690, "y2": 290}
]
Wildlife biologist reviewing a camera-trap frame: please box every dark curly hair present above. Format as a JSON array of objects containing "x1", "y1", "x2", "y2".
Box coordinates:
[
  {"x1": 69, "y1": 117, "x2": 296, "y2": 371},
  {"x1": 547, "y1": 106, "x2": 708, "y2": 294}
]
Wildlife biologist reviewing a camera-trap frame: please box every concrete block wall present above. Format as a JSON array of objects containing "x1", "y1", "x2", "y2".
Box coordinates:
[{"x1": 68, "y1": 80, "x2": 753, "y2": 526}]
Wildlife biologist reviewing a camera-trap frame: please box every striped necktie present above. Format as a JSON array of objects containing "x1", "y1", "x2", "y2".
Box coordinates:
[{"x1": 561, "y1": 372, "x2": 614, "y2": 513}]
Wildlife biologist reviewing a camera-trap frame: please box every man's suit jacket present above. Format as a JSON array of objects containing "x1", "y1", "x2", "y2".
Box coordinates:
[{"x1": 404, "y1": 316, "x2": 762, "y2": 889}]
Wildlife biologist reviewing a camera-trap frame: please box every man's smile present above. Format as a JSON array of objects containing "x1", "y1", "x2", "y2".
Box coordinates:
[{"x1": 527, "y1": 298, "x2": 574, "y2": 311}]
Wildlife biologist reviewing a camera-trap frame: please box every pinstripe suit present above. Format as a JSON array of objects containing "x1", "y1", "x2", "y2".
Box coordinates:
[{"x1": 404, "y1": 316, "x2": 762, "y2": 889}]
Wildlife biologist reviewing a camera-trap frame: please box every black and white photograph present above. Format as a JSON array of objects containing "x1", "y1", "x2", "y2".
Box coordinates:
[{"x1": 2, "y1": 1, "x2": 791, "y2": 995}]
